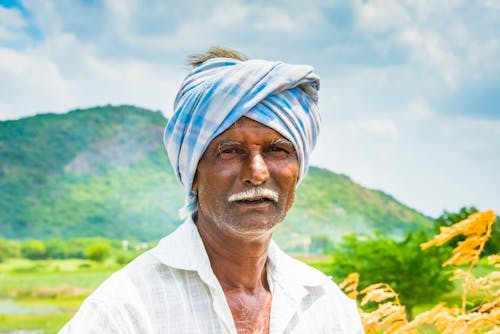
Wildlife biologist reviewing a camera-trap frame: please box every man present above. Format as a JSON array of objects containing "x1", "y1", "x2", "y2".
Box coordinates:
[{"x1": 61, "y1": 48, "x2": 364, "y2": 333}]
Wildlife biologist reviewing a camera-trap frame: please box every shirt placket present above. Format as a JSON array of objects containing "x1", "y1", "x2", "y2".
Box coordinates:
[{"x1": 268, "y1": 276, "x2": 309, "y2": 334}]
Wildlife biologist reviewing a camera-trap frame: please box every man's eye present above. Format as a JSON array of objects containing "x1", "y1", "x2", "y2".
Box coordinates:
[
  {"x1": 270, "y1": 146, "x2": 286, "y2": 152},
  {"x1": 219, "y1": 147, "x2": 244, "y2": 159},
  {"x1": 267, "y1": 145, "x2": 291, "y2": 157},
  {"x1": 221, "y1": 148, "x2": 238, "y2": 154}
]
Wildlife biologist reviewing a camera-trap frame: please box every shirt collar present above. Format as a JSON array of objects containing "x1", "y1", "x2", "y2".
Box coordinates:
[
  {"x1": 151, "y1": 216, "x2": 220, "y2": 289},
  {"x1": 267, "y1": 239, "x2": 331, "y2": 288},
  {"x1": 151, "y1": 217, "x2": 330, "y2": 289}
]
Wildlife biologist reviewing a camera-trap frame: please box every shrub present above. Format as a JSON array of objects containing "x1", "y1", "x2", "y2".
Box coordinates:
[
  {"x1": 21, "y1": 240, "x2": 47, "y2": 260},
  {"x1": 65, "y1": 238, "x2": 90, "y2": 259},
  {"x1": 330, "y1": 230, "x2": 453, "y2": 318},
  {"x1": 86, "y1": 241, "x2": 111, "y2": 262},
  {"x1": 0, "y1": 238, "x2": 21, "y2": 262},
  {"x1": 44, "y1": 238, "x2": 67, "y2": 259}
]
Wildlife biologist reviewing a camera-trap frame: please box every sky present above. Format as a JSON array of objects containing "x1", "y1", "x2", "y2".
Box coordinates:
[{"x1": 0, "y1": 0, "x2": 499, "y2": 217}]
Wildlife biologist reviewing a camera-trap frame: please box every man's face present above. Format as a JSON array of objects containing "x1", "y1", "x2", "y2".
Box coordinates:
[{"x1": 193, "y1": 117, "x2": 299, "y2": 236}]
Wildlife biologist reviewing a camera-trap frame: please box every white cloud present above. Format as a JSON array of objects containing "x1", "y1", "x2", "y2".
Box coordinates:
[
  {"x1": 105, "y1": 0, "x2": 133, "y2": 21},
  {"x1": 23, "y1": 0, "x2": 61, "y2": 36},
  {"x1": 405, "y1": 0, "x2": 462, "y2": 21},
  {"x1": 0, "y1": 6, "x2": 26, "y2": 41},
  {"x1": 210, "y1": 1, "x2": 249, "y2": 27},
  {"x1": 483, "y1": 0, "x2": 500, "y2": 9},
  {"x1": 399, "y1": 28, "x2": 460, "y2": 89},
  {"x1": 111, "y1": 2, "x2": 251, "y2": 51},
  {"x1": 0, "y1": 46, "x2": 73, "y2": 117},
  {"x1": 355, "y1": 0, "x2": 411, "y2": 32},
  {"x1": 405, "y1": 97, "x2": 435, "y2": 121},
  {"x1": 440, "y1": 118, "x2": 500, "y2": 137},
  {"x1": 254, "y1": 8, "x2": 296, "y2": 31},
  {"x1": 346, "y1": 119, "x2": 401, "y2": 140},
  {"x1": 0, "y1": 20, "x2": 184, "y2": 120}
]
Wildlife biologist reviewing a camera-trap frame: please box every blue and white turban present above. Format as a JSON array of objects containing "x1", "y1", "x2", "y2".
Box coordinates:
[{"x1": 164, "y1": 57, "x2": 321, "y2": 218}]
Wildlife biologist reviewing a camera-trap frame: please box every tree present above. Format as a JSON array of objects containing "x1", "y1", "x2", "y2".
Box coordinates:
[
  {"x1": 86, "y1": 241, "x2": 111, "y2": 262},
  {"x1": 45, "y1": 238, "x2": 67, "y2": 259},
  {"x1": 65, "y1": 238, "x2": 91, "y2": 259},
  {"x1": 0, "y1": 238, "x2": 21, "y2": 262},
  {"x1": 21, "y1": 240, "x2": 47, "y2": 260},
  {"x1": 329, "y1": 231, "x2": 453, "y2": 319}
]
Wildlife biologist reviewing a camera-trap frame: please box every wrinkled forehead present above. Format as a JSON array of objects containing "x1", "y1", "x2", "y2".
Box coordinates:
[{"x1": 208, "y1": 116, "x2": 294, "y2": 147}]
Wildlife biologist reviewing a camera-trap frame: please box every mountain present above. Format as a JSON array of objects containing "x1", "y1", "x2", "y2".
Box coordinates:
[{"x1": 0, "y1": 105, "x2": 432, "y2": 250}]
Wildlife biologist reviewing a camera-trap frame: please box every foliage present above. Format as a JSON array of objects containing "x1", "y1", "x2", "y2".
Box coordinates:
[
  {"x1": 421, "y1": 210, "x2": 497, "y2": 312},
  {"x1": 85, "y1": 241, "x2": 112, "y2": 262},
  {"x1": 21, "y1": 240, "x2": 47, "y2": 260},
  {"x1": 45, "y1": 238, "x2": 67, "y2": 259},
  {"x1": 435, "y1": 206, "x2": 500, "y2": 255},
  {"x1": 115, "y1": 250, "x2": 142, "y2": 265},
  {"x1": 0, "y1": 238, "x2": 20, "y2": 262},
  {"x1": 341, "y1": 210, "x2": 500, "y2": 333},
  {"x1": 330, "y1": 230, "x2": 453, "y2": 318},
  {"x1": 0, "y1": 237, "x2": 151, "y2": 264},
  {"x1": 0, "y1": 105, "x2": 432, "y2": 248}
]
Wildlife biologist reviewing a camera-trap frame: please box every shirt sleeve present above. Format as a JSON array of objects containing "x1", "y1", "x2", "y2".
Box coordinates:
[
  {"x1": 59, "y1": 299, "x2": 120, "y2": 334},
  {"x1": 343, "y1": 295, "x2": 365, "y2": 333},
  {"x1": 59, "y1": 298, "x2": 148, "y2": 334},
  {"x1": 324, "y1": 281, "x2": 366, "y2": 333}
]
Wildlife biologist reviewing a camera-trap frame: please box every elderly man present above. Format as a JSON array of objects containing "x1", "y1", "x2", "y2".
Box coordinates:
[{"x1": 61, "y1": 48, "x2": 364, "y2": 333}]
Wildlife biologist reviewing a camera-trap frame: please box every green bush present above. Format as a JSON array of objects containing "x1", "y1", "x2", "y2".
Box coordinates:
[
  {"x1": 329, "y1": 230, "x2": 453, "y2": 318},
  {"x1": 0, "y1": 238, "x2": 21, "y2": 262},
  {"x1": 86, "y1": 242, "x2": 111, "y2": 262},
  {"x1": 44, "y1": 239, "x2": 66, "y2": 259},
  {"x1": 21, "y1": 240, "x2": 47, "y2": 260},
  {"x1": 66, "y1": 238, "x2": 93, "y2": 259},
  {"x1": 115, "y1": 250, "x2": 142, "y2": 265}
]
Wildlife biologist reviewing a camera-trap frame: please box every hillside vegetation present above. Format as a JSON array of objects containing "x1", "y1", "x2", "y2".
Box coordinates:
[{"x1": 0, "y1": 105, "x2": 432, "y2": 250}]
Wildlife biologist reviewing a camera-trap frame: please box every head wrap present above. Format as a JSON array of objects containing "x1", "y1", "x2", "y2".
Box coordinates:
[{"x1": 164, "y1": 57, "x2": 321, "y2": 218}]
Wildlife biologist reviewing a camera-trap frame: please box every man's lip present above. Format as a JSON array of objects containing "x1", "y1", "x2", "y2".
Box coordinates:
[
  {"x1": 235, "y1": 197, "x2": 273, "y2": 203},
  {"x1": 233, "y1": 198, "x2": 273, "y2": 207}
]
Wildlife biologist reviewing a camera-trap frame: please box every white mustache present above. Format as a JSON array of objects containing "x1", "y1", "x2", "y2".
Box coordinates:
[{"x1": 228, "y1": 187, "x2": 279, "y2": 203}]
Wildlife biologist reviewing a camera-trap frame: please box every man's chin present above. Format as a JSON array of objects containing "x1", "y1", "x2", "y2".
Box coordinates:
[{"x1": 216, "y1": 215, "x2": 283, "y2": 238}]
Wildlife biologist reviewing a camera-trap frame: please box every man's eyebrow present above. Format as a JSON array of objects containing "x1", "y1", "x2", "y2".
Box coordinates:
[
  {"x1": 216, "y1": 140, "x2": 241, "y2": 152},
  {"x1": 271, "y1": 138, "x2": 294, "y2": 149}
]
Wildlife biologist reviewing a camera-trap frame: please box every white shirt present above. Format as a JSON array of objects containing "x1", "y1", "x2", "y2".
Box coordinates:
[{"x1": 60, "y1": 218, "x2": 364, "y2": 333}]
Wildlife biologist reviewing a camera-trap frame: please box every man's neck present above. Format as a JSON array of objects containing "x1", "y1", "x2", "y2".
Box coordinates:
[{"x1": 196, "y1": 218, "x2": 272, "y2": 291}]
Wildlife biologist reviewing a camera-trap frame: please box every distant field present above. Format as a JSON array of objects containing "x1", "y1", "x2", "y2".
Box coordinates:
[{"x1": 0, "y1": 259, "x2": 117, "y2": 334}]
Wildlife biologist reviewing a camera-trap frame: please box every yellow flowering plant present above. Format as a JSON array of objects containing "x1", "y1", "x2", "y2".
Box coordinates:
[{"x1": 341, "y1": 210, "x2": 499, "y2": 333}]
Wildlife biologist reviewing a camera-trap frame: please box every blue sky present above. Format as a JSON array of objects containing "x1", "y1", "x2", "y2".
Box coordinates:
[{"x1": 1, "y1": 0, "x2": 499, "y2": 217}]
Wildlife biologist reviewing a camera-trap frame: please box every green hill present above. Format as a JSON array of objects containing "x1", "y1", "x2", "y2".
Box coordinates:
[{"x1": 0, "y1": 105, "x2": 432, "y2": 250}]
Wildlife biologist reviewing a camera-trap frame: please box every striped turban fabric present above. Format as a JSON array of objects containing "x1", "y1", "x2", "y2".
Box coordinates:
[{"x1": 164, "y1": 57, "x2": 321, "y2": 218}]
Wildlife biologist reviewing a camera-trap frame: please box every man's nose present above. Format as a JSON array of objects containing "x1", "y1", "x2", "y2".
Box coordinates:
[{"x1": 243, "y1": 152, "x2": 270, "y2": 185}]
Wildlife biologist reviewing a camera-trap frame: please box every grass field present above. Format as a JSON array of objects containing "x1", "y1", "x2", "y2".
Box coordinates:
[{"x1": 0, "y1": 259, "x2": 118, "y2": 333}]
